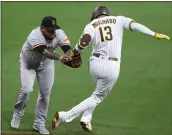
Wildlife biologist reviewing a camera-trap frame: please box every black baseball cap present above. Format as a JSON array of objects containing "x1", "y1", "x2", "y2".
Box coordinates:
[{"x1": 41, "y1": 16, "x2": 60, "y2": 31}]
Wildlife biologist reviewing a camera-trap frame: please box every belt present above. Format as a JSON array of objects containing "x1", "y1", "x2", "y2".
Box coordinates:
[{"x1": 93, "y1": 53, "x2": 118, "y2": 61}]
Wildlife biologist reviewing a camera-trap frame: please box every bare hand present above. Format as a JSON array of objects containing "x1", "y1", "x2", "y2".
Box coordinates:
[{"x1": 59, "y1": 54, "x2": 72, "y2": 63}]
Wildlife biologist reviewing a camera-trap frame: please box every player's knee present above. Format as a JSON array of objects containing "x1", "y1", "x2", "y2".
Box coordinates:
[
  {"x1": 39, "y1": 91, "x2": 51, "y2": 99},
  {"x1": 21, "y1": 87, "x2": 33, "y2": 94},
  {"x1": 41, "y1": 93, "x2": 50, "y2": 99},
  {"x1": 38, "y1": 94, "x2": 50, "y2": 103},
  {"x1": 39, "y1": 88, "x2": 51, "y2": 96}
]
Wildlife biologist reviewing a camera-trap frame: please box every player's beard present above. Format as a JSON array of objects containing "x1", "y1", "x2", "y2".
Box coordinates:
[{"x1": 43, "y1": 33, "x2": 55, "y2": 41}]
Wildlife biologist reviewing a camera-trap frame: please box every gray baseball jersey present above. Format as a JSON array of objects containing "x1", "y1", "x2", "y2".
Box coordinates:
[{"x1": 21, "y1": 26, "x2": 70, "y2": 68}]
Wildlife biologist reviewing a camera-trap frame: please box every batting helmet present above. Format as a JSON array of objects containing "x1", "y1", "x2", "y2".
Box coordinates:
[{"x1": 91, "y1": 6, "x2": 109, "y2": 21}]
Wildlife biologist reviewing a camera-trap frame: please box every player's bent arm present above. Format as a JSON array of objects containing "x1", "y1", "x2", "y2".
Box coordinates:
[
  {"x1": 74, "y1": 34, "x2": 92, "y2": 53},
  {"x1": 34, "y1": 46, "x2": 61, "y2": 60},
  {"x1": 42, "y1": 48, "x2": 62, "y2": 60},
  {"x1": 130, "y1": 22, "x2": 170, "y2": 40}
]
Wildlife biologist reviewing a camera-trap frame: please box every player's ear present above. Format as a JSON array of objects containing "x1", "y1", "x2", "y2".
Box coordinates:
[{"x1": 40, "y1": 26, "x2": 44, "y2": 32}]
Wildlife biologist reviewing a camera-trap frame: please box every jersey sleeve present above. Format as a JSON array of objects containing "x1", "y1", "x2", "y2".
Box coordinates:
[
  {"x1": 27, "y1": 34, "x2": 46, "y2": 49},
  {"x1": 119, "y1": 16, "x2": 135, "y2": 30},
  {"x1": 82, "y1": 24, "x2": 95, "y2": 41},
  {"x1": 56, "y1": 29, "x2": 71, "y2": 46}
]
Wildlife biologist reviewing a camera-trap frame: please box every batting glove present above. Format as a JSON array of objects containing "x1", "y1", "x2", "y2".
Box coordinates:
[{"x1": 154, "y1": 33, "x2": 170, "y2": 40}]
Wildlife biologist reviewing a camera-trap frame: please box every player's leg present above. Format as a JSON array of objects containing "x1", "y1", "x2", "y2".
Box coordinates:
[
  {"x1": 52, "y1": 78, "x2": 117, "y2": 130},
  {"x1": 80, "y1": 59, "x2": 120, "y2": 130},
  {"x1": 80, "y1": 77, "x2": 118, "y2": 127},
  {"x1": 52, "y1": 94, "x2": 101, "y2": 129},
  {"x1": 33, "y1": 61, "x2": 54, "y2": 134},
  {"x1": 11, "y1": 58, "x2": 36, "y2": 129},
  {"x1": 52, "y1": 66, "x2": 101, "y2": 128},
  {"x1": 52, "y1": 59, "x2": 120, "y2": 130},
  {"x1": 80, "y1": 60, "x2": 99, "y2": 125},
  {"x1": 80, "y1": 106, "x2": 96, "y2": 123}
]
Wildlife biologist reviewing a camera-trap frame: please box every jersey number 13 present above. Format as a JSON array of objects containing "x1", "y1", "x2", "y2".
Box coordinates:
[{"x1": 99, "y1": 26, "x2": 113, "y2": 42}]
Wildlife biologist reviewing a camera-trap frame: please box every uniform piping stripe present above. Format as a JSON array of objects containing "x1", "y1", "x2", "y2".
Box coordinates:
[
  {"x1": 129, "y1": 20, "x2": 135, "y2": 31},
  {"x1": 60, "y1": 43, "x2": 71, "y2": 46},
  {"x1": 32, "y1": 43, "x2": 46, "y2": 48}
]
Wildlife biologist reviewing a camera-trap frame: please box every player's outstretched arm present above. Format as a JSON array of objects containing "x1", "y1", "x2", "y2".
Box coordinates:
[
  {"x1": 34, "y1": 46, "x2": 71, "y2": 62},
  {"x1": 130, "y1": 22, "x2": 170, "y2": 40},
  {"x1": 43, "y1": 48, "x2": 71, "y2": 62}
]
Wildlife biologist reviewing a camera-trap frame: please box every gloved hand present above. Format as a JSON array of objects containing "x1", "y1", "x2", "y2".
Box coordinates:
[
  {"x1": 154, "y1": 33, "x2": 170, "y2": 40},
  {"x1": 63, "y1": 49, "x2": 82, "y2": 68}
]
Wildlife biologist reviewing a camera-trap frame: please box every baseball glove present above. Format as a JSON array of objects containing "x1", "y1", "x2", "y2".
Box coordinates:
[{"x1": 63, "y1": 50, "x2": 82, "y2": 68}]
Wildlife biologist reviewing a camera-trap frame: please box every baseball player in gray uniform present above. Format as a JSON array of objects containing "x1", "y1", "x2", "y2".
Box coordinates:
[
  {"x1": 52, "y1": 6, "x2": 170, "y2": 132},
  {"x1": 11, "y1": 16, "x2": 72, "y2": 134}
]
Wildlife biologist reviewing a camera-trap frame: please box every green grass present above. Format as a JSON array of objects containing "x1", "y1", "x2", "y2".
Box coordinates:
[{"x1": 2, "y1": 1, "x2": 172, "y2": 135}]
